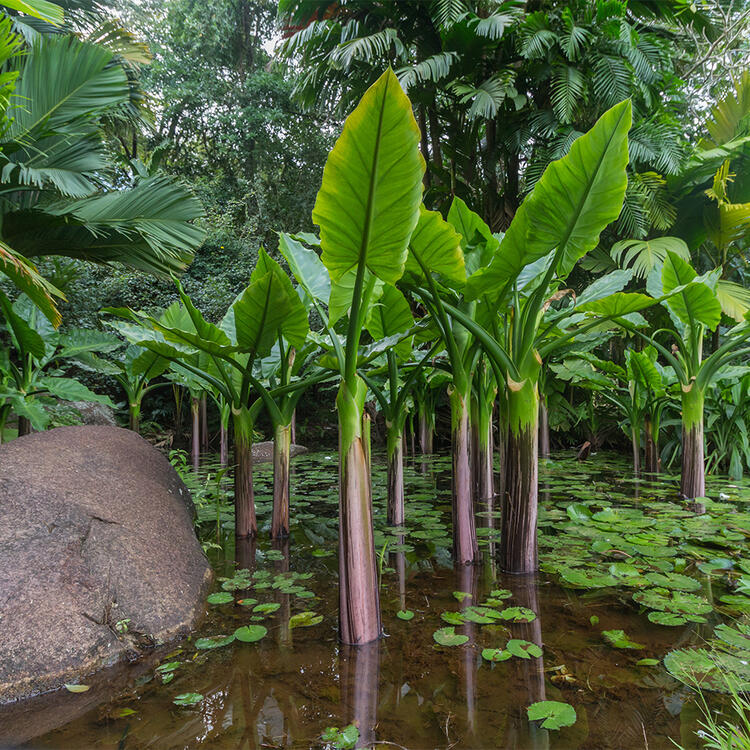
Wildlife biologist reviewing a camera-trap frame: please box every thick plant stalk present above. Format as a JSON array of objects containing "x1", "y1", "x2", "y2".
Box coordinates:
[
  {"x1": 219, "y1": 422, "x2": 228, "y2": 467},
  {"x1": 476, "y1": 393, "x2": 495, "y2": 502},
  {"x1": 337, "y1": 381, "x2": 381, "y2": 645},
  {"x1": 418, "y1": 403, "x2": 434, "y2": 454},
  {"x1": 496, "y1": 390, "x2": 508, "y2": 506},
  {"x1": 271, "y1": 422, "x2": 292, "y2": 539},
  {"x1": 631, "y1": 427, "x2": 641, "y2": 476},
  {"x1": 538, "y1": 397, "x2": 550, "y2": 459},
  {"x1": 190, "y1": 396, "x2": 200, "y2": 471},
  {"x1": 644, "y1": 416, "x2": 659, "y2": 474},
  {"x1": 386, "y1": 422, "x2": 404, "y2": 526},
  {"x1": 450, "y1": 386, "x2": 479, "y2": 565},
  {"x1": 200, "y1": 395, "x2": 208, "y2": 453},
  {"x1": 233, "y1": 406, "x2": 256, "y2": 538},
  {"x1": 128, "y1": 398, "x2": 140, "y2": 433},
  {"x1": 17, "y1": 416, "x2": 31, "y2": 436},
  {"x1": 681, "y1": 382, "x2": 705, "y2": 499},
  {"x1": 500, "y1": 376, "x2": 539, "y2": 574}
]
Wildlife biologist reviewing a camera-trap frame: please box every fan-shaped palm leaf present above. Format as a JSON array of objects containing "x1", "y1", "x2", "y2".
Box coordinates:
[{"x1": 611, "y1": 236, "x2": 689, "y2": 279}]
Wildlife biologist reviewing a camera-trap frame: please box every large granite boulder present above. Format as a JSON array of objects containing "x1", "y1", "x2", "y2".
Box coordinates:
[{"x1": 0, "y1": 426, "x2": 212, "y2": 703}]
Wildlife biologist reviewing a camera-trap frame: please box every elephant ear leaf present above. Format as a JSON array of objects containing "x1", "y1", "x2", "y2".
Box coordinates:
[
  {"x1": 0, "y1": 289, "x2": 45, "y2": 359},
  {"x1": 365, "y1": 283, "x2": 414, "y2": 360},
  {"x1": 467, "y1": 99, "x2": 631, "y2": 298},
  {"x1": 313, "y1": 68, "x2": 424, "y2": 286},
  {"x1": 406, "y1": 206, "x2": 465, "y2": 286},
  {"x1": 278, "y1": 233, "x2": 330, "y2": 306},
  {"x1": 229, "y1": 250, "x2": 309, "y2": 357},
  {"x1": 660, "y1": 251, "x2": 722, "y2": 330}
]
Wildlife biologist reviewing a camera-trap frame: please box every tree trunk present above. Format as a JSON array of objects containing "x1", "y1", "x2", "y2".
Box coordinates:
[
  {"x1": 681, "y1": 383, "x2": 705, "y2": 499},
  {"x1": 200, "y1": 395, "x2": 208, "y2": 453},
  {"x1": 496, "y1": 391, "x2": 508, "y2": 507},
  {"x1": 538, "y1": 397, "x2": 550, "y2": 459},
  {"x1": 500, "y1": 377, "x2": 539, "y2": 574},
  {"x1": 386, "y1": 422, "x2": 404, "y2": 526},
  {"x1": 190, "y1": 396, "x2": 200, "y2": 471},
  {"x1": 17, "y1": 416, "x2": 31, "y2": 436},
  {"x1": 233, "y1": 407, "x2": 257, "y2": 538},
  {"x1": 271, "y1": 422, "x2": 291, "y2": 539},
  {"x1": 290, "y1": 408, "x2": 296, "y2": 446},
  {"x1": 450, "y1": 387, "x2": 479, "y2": 565},
  {"x1": 428, "y1": 106, "x2": 442, "y2": 170},
  {"x1": 644, "y1": 416, "x2": 659, "y2": 474},
  {"x1": 631, "y1": 427, "x2": 640, "y2": 477},
  {"x1": 337, "y1": 381, "x2": 381, "y2": 645}
]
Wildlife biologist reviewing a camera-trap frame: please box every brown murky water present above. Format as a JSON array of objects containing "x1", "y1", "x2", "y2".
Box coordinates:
[{"x1": 1, "y1": 452, "x2": 725, "y2": 749}]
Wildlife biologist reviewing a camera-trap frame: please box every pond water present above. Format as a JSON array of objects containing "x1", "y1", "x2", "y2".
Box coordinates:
[{"x1": 7, "y1": 450, "x2": 750, "y2": 750}]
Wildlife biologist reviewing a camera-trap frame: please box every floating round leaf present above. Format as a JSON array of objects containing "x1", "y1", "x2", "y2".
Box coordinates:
[
  {"x1": 396, "y1": 610, "x2": 414, "y2": 621},
  {"x1": 482, "y1": 647, "x2": 512, "y2": 662},
  {"x1": 173, "y1": 692, "x2": 203, "y2": 706},
  {"x1": 527, "y1": 700, "x2": 577, "y2": 730},
  {"x1": 195, "y1": 634, "x2": 235, "y2": 650},
  {"x1": 433, "y1": 627, "x2": 469, "y2": 646},
  {"x1": 234, "y1": 625, "x2": 267, "y2": 642},
  {"x1": 288, "y1": 611, "x2": 323, "y2": 629},
  {"x1": 506, "y1": 639, "x2": 543, "y2": 659},
  {"x1": 206, "y1": 592, "x2": 234, "y2": 605}
]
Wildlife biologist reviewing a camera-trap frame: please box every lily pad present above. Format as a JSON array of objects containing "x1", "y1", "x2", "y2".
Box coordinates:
[
  {"x1": 396, "y1": 610, "x2": 414, "y2": 621},
  {"x1": 482, "y1": 647, "x2": 512, "y2": 662},
  {"x1": 195, "y1": 634, "x2": 235, "y2": 650},
  {"x1": 602, "y1": 629, "x2": 644, "y2": 649},
  {"x1": 506, "y1": 639, "x2": 542, "y2": 659},
  {"x1": 206, "y1": 592, "x2": 234, "y2": 605},
  {"x1": 289, "y1": 611, "x2": 323, "y2": 629},
  {"x1": 527, "y1": 700, "x2": 577, "y2": 730},
  {"x1": 433, "y1": 627, "x2": 469, "y2": 647},
  {"x1": 64, "y1": 684, "x2": 90, "y2": 693},
  {"x1": 499, "y1": 606, "x2": 536, "y2": 623},
  {"x1": 173, "y1": 692, "x2": 203, "y2": 706},
  {"x1": 234, "y1": 625, "x2": 267, "y2": 643}
]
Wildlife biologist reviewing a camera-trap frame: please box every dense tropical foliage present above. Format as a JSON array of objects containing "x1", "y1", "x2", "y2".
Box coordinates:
[{"x1": 2, "y1": 0, "x2": 750, "y2": 746}]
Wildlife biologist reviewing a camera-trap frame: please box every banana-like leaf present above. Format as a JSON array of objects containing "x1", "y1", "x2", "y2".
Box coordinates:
[
  {"x1": 659, "y1": 251, "x2": 722, "y2": 330},
  {"x1": 365, "y1": 283, "x2": 414, "y2": 360},
  {"x1": 5, "y1": 393, "x2": 49, "y2": 430},
  {"x1": 278, "y1": 232, "x2": 330, "y2": 305},
  {"x1": 313, "y1": 68, "x2": 424, "y2": 285},
  {"x1": 467, "y1": 99, "x2": 631, "y2": 298},
  {"x1": 57, "y1": 328, "x2": 120, "y2": 358},
  {"x1": 717, "y1": 279, "x2": 750, "y2": 322},
  {"x1": 405, "y1": 206, "x2": 465, "y2": 285},
  {"x1": 128, "y1": 346, "x2": 171, "y2": 379},
  {"x1": 610, "y1": 237, "x2": 690, "y2": 278}
]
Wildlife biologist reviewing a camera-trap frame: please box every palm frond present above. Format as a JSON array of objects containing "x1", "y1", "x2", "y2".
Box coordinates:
[
  {"x1": 472, "y1": 2, "x2": 523, "y2": 40},
  {"x1": 716, "y1": 279, "x2": 750, "y2": 322},
  {"x1": 703, "y1": 70, "x2": 750, "y2": 147},
  {"x1": 451, "y1": 71, "x2": 515, "y2": 120},
  {"x1": 9, "y1": 176, "x2": 205, "y2": 276},
  {"x1": 431, "y1": 0, "x2": 468, "y2": 30},
  {"x1": 551, "y1": 65, "x2": 585, "y2": 124},
  {"x1": 330, "y1": 28, "x2": 403, "y2": 70},
  {"x1": 517, "y1": 11, "x2": 556, "y2": 59},
  {"x1": 592, "y1": 53, "x2": 631, "y2": 108},
  {"x1": 611, "y1": 236, "x2": 689, "y2": 278},
  {"x1": 560, "y1": 6, "x2": 590, "y2": 60},
  {"x1": 396, "y1": 51, "x2": 457, "y2": 91}
]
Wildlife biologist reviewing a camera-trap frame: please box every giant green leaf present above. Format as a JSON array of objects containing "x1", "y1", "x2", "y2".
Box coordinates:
[
  {"x1": 467, "y1": 99, "x2": 631, "y2": 297},
  {"x1": 313, "y1": 68, "x2": 423, "y2": 285},
  {"x1": 660, "y1": 252, "x2": 722, "y2": 330},
  {"x1": 365, "y1": 283, "x2": 414, "y2": 360},
  {"x1": 278, "y1": 233, "x2": 330, "y2": 306},
  {"x1": 405, "y1": 205, "x2": 465, "y2": 285}
]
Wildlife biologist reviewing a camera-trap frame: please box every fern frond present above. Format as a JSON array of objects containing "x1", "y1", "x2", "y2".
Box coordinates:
[
  {"x1": 592, "y1": 53, "x2": 631, "y2": 107},
  {"x1": 551, "y1": 65, "x2": 585, "y2": 124}
]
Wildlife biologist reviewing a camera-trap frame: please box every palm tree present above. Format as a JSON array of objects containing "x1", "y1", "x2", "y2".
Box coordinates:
[{"x1": 0, "y1": 10, "x2": 205, "y2": 324}]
